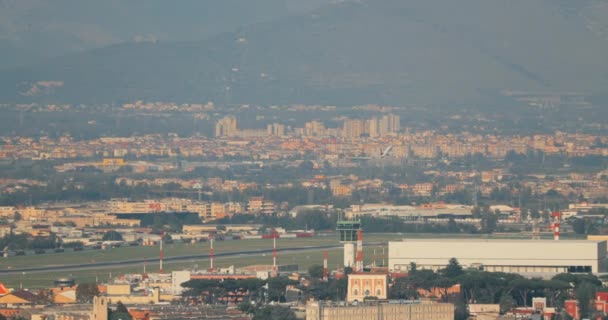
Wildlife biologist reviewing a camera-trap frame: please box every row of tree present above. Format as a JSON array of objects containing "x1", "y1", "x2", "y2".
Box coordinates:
[
  {"x1": 0, "y1": 233, "x2": 61, "y2": 250},
  {"x1": 390, "y1": 259, "x2": 603, "y2": 319}
]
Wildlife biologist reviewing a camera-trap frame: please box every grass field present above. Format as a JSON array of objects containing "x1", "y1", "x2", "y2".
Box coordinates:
[
  {"x1": 0, "y1": 234, "x2": 399, "y2": 270},
  {"x1": 1, "y1": 247, "x2": 354, "y2": 289},
  {"x1": 0, "y1": 233, "x2": 400, "y2": 289},
  {"x1": 0, "y1": 232, "x2": 567, "y2": 288}
]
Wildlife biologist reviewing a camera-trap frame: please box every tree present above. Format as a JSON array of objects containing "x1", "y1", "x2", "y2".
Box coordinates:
[
  {"x1": 480, "y1": 210, "x2": 498, "y2": 233},
  {"x1": 308, "y1": 265, "x2": 324, "y2": 279},
  {"x1": 109, "y1": 301, "x2": 132, "y2": 320},
  {"x1": 530, "y1": 208, "x2": 540, "y2": 220},
  {"x1": 409, "y1": 262, "x2": 417, "y2": 273},
  {"x1": 442, "y1": 258, "x2": 464, "y2": 278},
  {"x1": 471, "y1": 206, "x2": 482, "y2": 219},
  {"x1": 408, "y1": 269, "x2": 438, "y2": 291},
  {"x1": 499, "y1": 294, "x2": 517, "y2": 314},
  {"x1": 299, "y1": 160, "x2": 315, "y2": 172},
  {"x1": 552, "y1": 273, "x2": 602, "y2": 288},
  {"x1": 295, "y1": 210, "x2": 334, "y2": 231},
  {"x1": 64, "y1": 241, "x2": 84, "y2": 249},
  {"x1": 344, "y1": 266, "x2": 353, "y2": 275},
  {"x1": 389, "y1": 277, "x2": 418, "y2": 300},
  {"x1": 267, "y1": 277, "x2": 297, "y2": 302},
  {"x1": 576, "y1": 282, "x2": 596, "y2": 319},
  {"x1": 447, "y1": 218, "x2": 459, "y2": 233},
  {"x1": 433, "y1": 276, "x2": 456, "y2": 302},
  {"x1": 102, "y1": 230, "x2": 123, "y2": 241},
  {"x1": 64, "y1": 220, "x2": 77, "y2": 227},
  {"x1": 520, "y1": 209, "x2": 528, "y2": 221},
  {"x1": 76, "y1": 282, "x2": 100, "y2": 303},
  {"x1": 453, "y1": 294, "x2": 470, "y2": 320},
  {"x1": 509, "y1": 278, "x2": 546, "y2": 307}
]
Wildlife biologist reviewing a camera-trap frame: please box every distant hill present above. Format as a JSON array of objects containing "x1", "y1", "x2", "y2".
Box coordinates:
[
  {"x1": 0, "y1": 0, "x2": 331, "y2": 68},
  {"x1": 1, "y1": 0, "x2": 608, "y2": 107}
]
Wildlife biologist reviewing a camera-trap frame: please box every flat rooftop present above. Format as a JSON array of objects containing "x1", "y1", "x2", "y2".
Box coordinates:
[{"x1": 394, "y1": 238, "x2": 602, "y2": 244}]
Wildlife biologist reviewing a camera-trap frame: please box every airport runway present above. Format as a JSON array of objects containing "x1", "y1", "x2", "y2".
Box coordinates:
[{"x1": 0, "y1": 244, "x2": 344, "y2": 275}]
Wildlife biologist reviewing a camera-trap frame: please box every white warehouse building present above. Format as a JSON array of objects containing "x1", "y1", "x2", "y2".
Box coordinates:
[{"x1": 388, "y1": 239, "x2": 608, "y2": 276}]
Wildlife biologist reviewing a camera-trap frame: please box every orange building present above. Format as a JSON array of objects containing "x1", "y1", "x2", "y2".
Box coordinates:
[
  {"x1": 0, "y1": 290, "x2": 44, "y2": 306},
  {"x1": 417, "y1": 284, "x2": 461, "y2": 299},
  {"x1": 52, "y1": 286, "x2": 77, "y2": 304},
  {"x1": 331, "y1": 185, "x2": 352, "y2": 197},
  {"x1": 347, "y1": 273, "x2": 388, "y2": 302}
]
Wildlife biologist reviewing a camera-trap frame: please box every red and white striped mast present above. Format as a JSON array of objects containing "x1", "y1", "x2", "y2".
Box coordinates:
[
  {"x1": 209, "y1": 233, "x2": 215, "y2": 273},
  {"x1": 552, "y1": 211, "x2": 561, "y2": 240},
  {"x1": 323, "y1": 251, "x2": 329, "y2": 281},
  {"x1": 355, "y1": 229, "x2": 364, "y2": 272},
  {"x1": 272, "y1": 228, "x2": 278, "y2": 277},
  {"x1": 159, "y1": 231, "x2": 164, "y2": 273}
]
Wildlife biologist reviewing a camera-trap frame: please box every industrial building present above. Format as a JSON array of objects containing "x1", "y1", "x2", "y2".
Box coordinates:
[
  {"x1": 306, "y1": 301, "x2": 454, "y2": 320},
  {"x1": 388, "y1": 239, "x2": 608, "y2": 276}
]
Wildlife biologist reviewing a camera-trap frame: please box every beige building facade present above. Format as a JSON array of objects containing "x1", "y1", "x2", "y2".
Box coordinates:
[
  {"x1": 306, "y1": 301, "x2": 454, "y2": 320},
  {"x1": 347, "y1": 274, "x2": 388, "y2": 302}
]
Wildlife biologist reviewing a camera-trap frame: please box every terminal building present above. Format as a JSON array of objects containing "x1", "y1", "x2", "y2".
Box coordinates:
[{"x1": 388, "y1": 239, "x2": 608, "y2": 276}]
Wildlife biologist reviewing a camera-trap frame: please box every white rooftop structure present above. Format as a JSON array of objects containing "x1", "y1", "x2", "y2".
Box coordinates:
[
  {"x1": 345, "y1": 203, "x2": 473, "y2": 219},
  {"x1": 389, "y1": 238, "x2": 608, "y2": 277}
]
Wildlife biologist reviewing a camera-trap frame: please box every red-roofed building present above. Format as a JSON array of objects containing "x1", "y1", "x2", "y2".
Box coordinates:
[
  {"x1": 595, "y1": 292, "x2": 608, "y2": 315},
  {"x1": 565, "y1": 300, "x2": 580, "y2": 320},
  {"x1": 0, "y1": 283, "x2": 9, "y2": 296},
  {"x1": 0, "y1": 290, "x2": 44, "y2": 306}
]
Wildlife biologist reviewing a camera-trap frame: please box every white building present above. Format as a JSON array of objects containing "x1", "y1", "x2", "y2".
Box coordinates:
[
  {"x1": 344, "y1": 203, "x2": 473, "y2": 220},
  {"x1": 388, "y1": 239, "x2": 608, "y2": 277},
  {"x1": 171, "y1": 270, "x2": 191, "y2": 295}
]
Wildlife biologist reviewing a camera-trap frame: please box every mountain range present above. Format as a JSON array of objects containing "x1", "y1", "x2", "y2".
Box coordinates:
[{"x1": 1, "y1": 0, "x2": 608, "y2": 107}]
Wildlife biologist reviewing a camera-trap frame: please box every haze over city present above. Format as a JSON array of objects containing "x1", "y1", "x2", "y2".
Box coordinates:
[{"x1": 1, "y1": 1, "x2": 608, "y2": 320}]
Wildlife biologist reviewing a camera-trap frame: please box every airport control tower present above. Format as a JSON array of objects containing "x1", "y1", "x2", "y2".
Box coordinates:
[{"x1": 337, "y1": 219, "x2": 361, "y2": 268}]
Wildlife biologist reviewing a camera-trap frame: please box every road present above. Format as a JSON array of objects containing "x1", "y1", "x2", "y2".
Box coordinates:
[{"x1": 0, "y1": 244, "x2": 343, "y2": 275}]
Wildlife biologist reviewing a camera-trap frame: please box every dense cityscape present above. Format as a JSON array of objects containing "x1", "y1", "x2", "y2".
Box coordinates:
[{"x1": 1, "y1": 99, "x2": 608, "y2": 320}]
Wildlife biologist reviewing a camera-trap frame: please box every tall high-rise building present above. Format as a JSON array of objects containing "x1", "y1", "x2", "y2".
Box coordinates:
[
  {"x1": 343, "y1": 114, "x2": 399, "y2": 138},
  {"x1": 343, "y1": 119, "x2": 366, "y2": 138},
  {"x1": 305, "y1": 120, "x2": 326, "y2": 136},
  {"x1": 380, "y1": 114, "x2": 400, "y2": 135},
  {"x1": 267, "y1": 123, "x2": 286, "y2": 136},
  {"x1": 390, "y1": 114, "x2": 400, "y2": 133},
  {"x1": 368, "y1": 117, "x2": 380, "y2": 137},
  {"x1": 215, "y1": 116, "x2": 238, "y2": 137}
]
